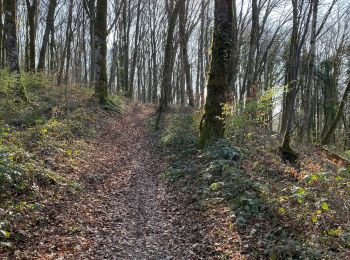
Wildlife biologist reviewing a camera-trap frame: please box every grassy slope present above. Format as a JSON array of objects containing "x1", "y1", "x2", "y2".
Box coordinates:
[
  {"x1": 0, "y1": 79, "x2": 123, "y2": 254},
  {"x1": 158, "y1": 108, "x2": 350, "y2": 259}
]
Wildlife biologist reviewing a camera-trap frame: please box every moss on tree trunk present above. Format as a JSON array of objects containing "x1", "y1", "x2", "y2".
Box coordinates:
[
  {"x1": 321, "y1": 79, "x2": 350, "y2": 145},
  {"x1": 4, "y1": 0, "x2": 29, "y2": 103},
  {"x1": 198, "y1": 0, "x2": 233, "y2": 148},
  {"x1": 94, "y1": 0, "x2": 108, "y2": 105}
]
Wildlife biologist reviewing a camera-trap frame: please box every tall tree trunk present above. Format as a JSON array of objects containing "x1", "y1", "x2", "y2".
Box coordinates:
[
  {"x1": 49, "y1": 28, "x2": 55, "y2": 71},
  {"x1": 4, "y1": 0, "x2": 28, "y2": 102},
  {"x1": 280, "y1": 0, "x2": 300, "y2": 161},
  {"x1": 300, "y1": 0, "x2": 318, "y2": 143},
  {"x1": 198, "y1": 0, "x2": 233, "y2": 148},
  {"x1": 155, "y1": 0, "x2": 183, "y2": 129},
  {"x1": 25, "y1": 0, "x2": 37, "y2": 72},
  {"x1": 82, "y1": 11, "x2": 88, "y2": 84},
  {"x1": 89, "y1": 0, "x2": 96, "y2": 84},
  {"x1": 198, "y1": 0, "x2": 206, "y2": 107},
  {"x1": 159, "y1": 0, "x2": 182, "y2": 109},
  {"x1": 37, "y1": 0, "x2": 57, "y2": 71},
  {"x1": 0, "y1": 0, "x2": 3, "y2": 69},
  {"x1": 64, "y1": 16, "x2": 74, "y2": 85},
  {"x1": 108, "y1": 36, "x2": 118, "y2": 92},
  {"x1": 128, "y1": 0, "x2": 142, "y2": 99},
  {"x1": 228, "y1": 0, "x2": 239, "y2": 102},
  {"x1": 4, "y1": 0, "x2": 20, "y2": 73},
  {"x1": 122, "y1": 0, "x2": 130, "y2": 94},
  {"x1": 178, "y1": 0, "x2": 194, "y2": 107},
  {"x1": 321, "y1": 79, "x2": 350, "y2": 145},
  {"x1": 347, "y1": 114, "x2": 350, "y2": 150},
  {"x1": 94, "y1": 0, "x2": 108, "y2": 104},
  {"x1": 244, "y1": 0, "x2": 258, "y2": 103},
  {"x1": 57, "y1": 0, "x2": 73, "y2": 86}
]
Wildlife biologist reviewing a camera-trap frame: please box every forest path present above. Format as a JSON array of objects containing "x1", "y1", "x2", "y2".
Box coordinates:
[{"x1": 27, "y1": 104, "x2": 210, "y2": 259}]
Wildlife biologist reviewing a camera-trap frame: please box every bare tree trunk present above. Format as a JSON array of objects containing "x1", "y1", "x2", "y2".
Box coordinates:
[
  {"x1": 128, "y1": 0, "x2": 142, "y2": 99},
  {"x1": 25, "y1": 0, "x2": 37, "y2": 72},
  {"x1": 198, "y1": 0, "x2": 233, "y2": 148},
  {"x1": 178, "y1": 0, "x2": 194, "y2": 107},
  {"x1": 122, "y1": 0, "x2": 131, "y2": 94},
  {"x1": 88, "y1": 0, "x2": 96, "y2": 84},
  {"x1": 94, "y1": 0, "x2": 108, "y2": 104},
  {"x1": 4, "y1": 0, "x2": 28, "y2": 102},
  {"x1": 198, "y1": 0, "x2": 206, "y2": 108},
  {"x1": 4, "y1": 0, "x2": 20, "y2": 73},
  {"x1": 150, "y1": 19, "x2": 158, "y2": 103},
  {"x1": 159, "y1": 0, "x2": 182, "y2": 109},
  {"x1": 49, "y1": 28, "x2": 55, "y2": 71},
  {"x1": 0, "y1": 0, "x2": 4, "y2": 69},
  {"x1": 37, "y1": 0, "x2": 57, "y2": 71},
  {"x1": 108, "y1": 35, "x2": 118, "y2": 91},
  {"x1": 82, "y1": 11, "x2": 88, "y2": 84},
  {"x1": 244, "y1": 0, "x2": 258, "y2": 104},
  {"x1": 280, "y1": 0, "x2": 300, "y2": 161},
  {"x1": 280, "y1": 0, "x2": 312, "y2": 161},
  {"x1": 300, "y1": 0, "x2": 318, "y2": 143},
  {"x1": 155, "y1": 0, "x2": 183, "y2": 129},
  {"x1": 228, "y1": 0, "x2": 239, "y2": 102},
  {"x1": 321, "y1": 79, "x2": 350, "y2": 145},
  {"x1": 57, "y1": 0, "x2": 73, "y2": 86}
]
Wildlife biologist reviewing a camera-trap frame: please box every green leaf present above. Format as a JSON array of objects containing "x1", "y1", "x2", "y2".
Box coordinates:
[
  {"x1": 1, "y1": 230, "x2": 11, "y2": 238},
  {"x1": 311, "y1": 210, "x2": 322, "y2": 223},
  {"x1": 321, "y1": 202, "x2": 329, "y2": 211},
  {"x1": 210, "y1": 182, "x2": 224, "y2": 191},
  {"x1": 297, "y1": 197, "x2": 304, "y2": 204},
  {"x1": 328, "y1": 227, "x2": 342, "y2": 237},
  {"x1": 311, "y1": 174, "x2": 318, "y2": 181},
  {"x1": 335, "y1": 176, "x2": 343, "y2": 181},
  {"x1": 278, "y1": 207, "x2": 286, "y2": 215},
  {"x1": 40, "y1": 128, "x2": 48, "y2": 135},
  {"x1": 297, "y1": 187, "x2": 306, "y2": 195}
]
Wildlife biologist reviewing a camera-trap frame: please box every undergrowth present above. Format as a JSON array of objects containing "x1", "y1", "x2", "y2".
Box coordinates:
[
  {"x1": 158, "y1": 109, "x2": 350, "y2": 259},
  {"x1": 0, "y1": 72, "x2": 124, "y2": 251}
]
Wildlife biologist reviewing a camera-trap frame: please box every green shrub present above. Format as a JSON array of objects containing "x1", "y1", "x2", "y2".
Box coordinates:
[
  {"x1": 21, "y1": 72, "x2": 48, "y2": 91},
  {"x1": 203, "y1": 139, "x2": 241, "y2": 161},
  {"x1": 161, "y1": 167, "x2": 185, "y2": 182},
  {"x1": 160, "y1": 114, "x2": 197, "y2": 149},
  {"x1": 224, "y1": 86, "x2": 278, "y2": 143},
  {"x1": 0, "y1": 145, "x2": 25, "y2": 191}
]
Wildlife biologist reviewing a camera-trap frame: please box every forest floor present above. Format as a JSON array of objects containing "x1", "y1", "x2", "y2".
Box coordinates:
[
  {"x1": 9, "y1": 104, "x2": 236, "y2": 259},
  {"x1": 1, "y1": 88, "x2": 350, "y2": 259}
]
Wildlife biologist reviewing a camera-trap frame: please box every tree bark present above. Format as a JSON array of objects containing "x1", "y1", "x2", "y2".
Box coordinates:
[
  {"x1": 0, "y1": 0, "x2": 3, "y2": 69},
  {"x1": 300, "y1": 0, "x2": 318, "y2": 143},
  {"x1": 25, "y1": 0, "x2": 38, "y2": 72},
  {"x1": 155, "y1": 0, "x2": 183, "y2": 129},
  {"x1": 159, "y1": 0, "x2": 182, "y2": 109},
  {"x1": 57, "y1": 0, "x2": 73, "y2": 86},
  {"x1": 321, "y1": 79, "x2": 350, "y2": 145},
  {"x1": 198, "y1": 0, "x2": 233, "y2": 148},
  {"x1": 244, "y1": 0, "x2": 258, "y2": 103},
  {"x1": 178, "y1": 0, "x2": 194, "y2": 107},
  {"x1": 4, "y1": 0, "x2": 28, "y2": 102},
  {"x1": 4, "y1": 0, "x2": 20, "y2": 73},
  {"x1": 37, "y1": 0, "x2": 57, "y2": 71},
  {"x1": 128, "y1": 0, "x2": 142, "y2": 99},
  {"x1": 94, "y1": 0, "x2": 108, "y2": 104},
  {"x1": 280, "y1": 0, "x2": 300, "y2": 161}
]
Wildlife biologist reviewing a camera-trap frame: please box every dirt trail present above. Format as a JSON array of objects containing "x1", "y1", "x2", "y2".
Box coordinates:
[{"x1": 21, "y1": 104, "x2": 211, "y2": 259}]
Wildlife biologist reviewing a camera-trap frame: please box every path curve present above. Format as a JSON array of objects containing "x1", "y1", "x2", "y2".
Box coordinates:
[{"x1": 21, "y1": 104, "x2": 211, "y2": 259}]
